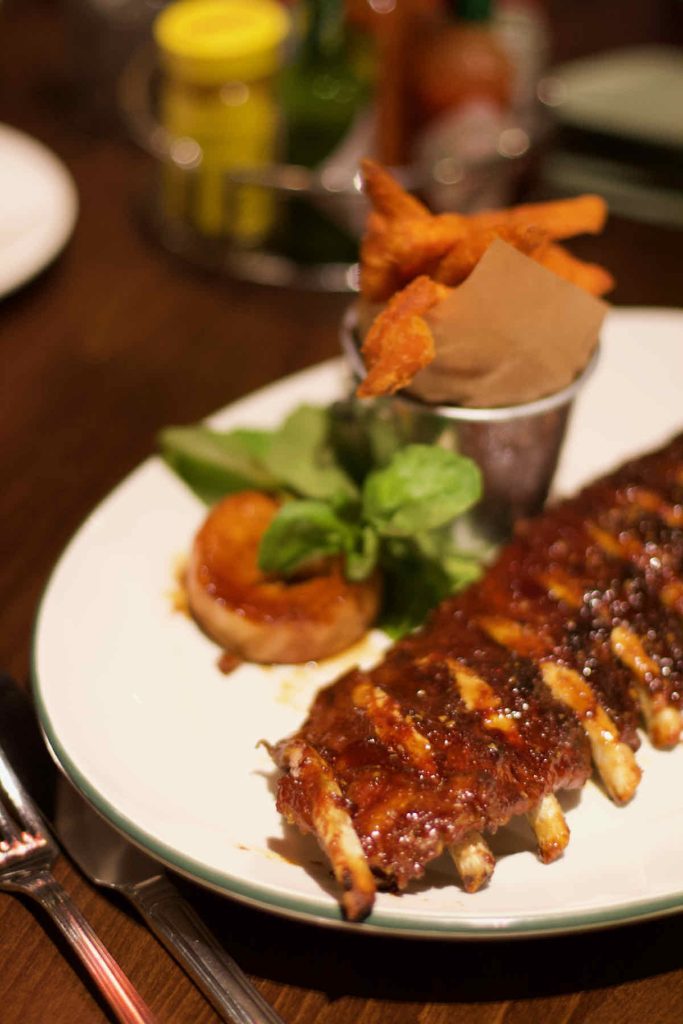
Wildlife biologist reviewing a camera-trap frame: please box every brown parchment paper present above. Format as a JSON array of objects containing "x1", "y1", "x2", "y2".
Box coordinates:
[{"x1": 407, "y1": 240, "x2": 608, "y2": 408}]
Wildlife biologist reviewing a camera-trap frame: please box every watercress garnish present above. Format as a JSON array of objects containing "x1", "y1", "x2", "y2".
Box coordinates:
[{"x1": 160, "y1": 403, "x2": 484, "y2": 633}]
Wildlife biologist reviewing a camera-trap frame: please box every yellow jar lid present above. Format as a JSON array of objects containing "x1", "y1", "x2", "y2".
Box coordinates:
[{"x1": 154, "y1": 0, "x2": 291, "y2": 85}]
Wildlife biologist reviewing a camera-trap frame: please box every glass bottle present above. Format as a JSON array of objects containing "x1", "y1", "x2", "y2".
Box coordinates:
[
  {"x1": 412, "y1": 0, "x2": 512, "y2": 126},
  {"x1": 410, "y1": 0, "x2": 514, "y2": 204},
  {"x1": 279, "y1": 0, "x2": 373, "y2": 168},
  {"x1": 154, "y1": 0, "x2": 290, "y2": 243},
  {"x1": 269, "y1": 0, "x2": 375, "y2": 266},
  {"x1": 493, "y1": 0, "x2": 550, "y2": 123}
]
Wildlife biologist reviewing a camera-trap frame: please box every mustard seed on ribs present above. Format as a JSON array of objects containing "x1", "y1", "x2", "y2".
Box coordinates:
[
  {"x1": 272, "y1": 433, "x2": 683, "y2": 921},
  {"x1": 274, "y1": 616, "x2": 590, "y2": 920}
]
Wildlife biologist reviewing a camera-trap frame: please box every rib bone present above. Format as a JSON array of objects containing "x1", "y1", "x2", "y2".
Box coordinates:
[
  {"x1": 277, "y1": 741, "x2": 375, "y2": 921},
  {"x1": 449, "y1": 832, "x2": 495, "y2": 892},
  {"x1": 526, "y1": 794, "x2": 570, "y2": 863},
  {"x1": 477, "y1": 617, "x2": 642, "y2": 804},
  {"x1": 541, "y1": 567, "x2": 683, "y2": 749},
  {"x1": 610, "y1": 625, "x2": 682, "y2": 748},
  {"x1": 540, "y1": 661, "x2": 642, "y2": 804}
]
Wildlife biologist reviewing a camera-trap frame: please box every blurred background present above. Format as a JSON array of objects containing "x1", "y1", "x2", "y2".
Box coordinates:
[{"x1": 1, "y1": 0, "x2": 682, "y2": 292}]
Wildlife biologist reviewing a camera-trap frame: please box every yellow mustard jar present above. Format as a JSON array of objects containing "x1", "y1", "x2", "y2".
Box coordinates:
[{"x1": 154, "y1": 0, "x2": 290, "y2": 243}]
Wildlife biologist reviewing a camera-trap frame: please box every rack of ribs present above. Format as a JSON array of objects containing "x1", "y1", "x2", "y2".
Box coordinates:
[{"x1": 270, "y1": 433, "x2": 683, "y2": 922}]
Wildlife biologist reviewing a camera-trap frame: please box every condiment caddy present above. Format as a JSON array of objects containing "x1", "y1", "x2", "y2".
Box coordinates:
[{"x1": 118, "y1": 0, "x2": 549, "y2": 289}]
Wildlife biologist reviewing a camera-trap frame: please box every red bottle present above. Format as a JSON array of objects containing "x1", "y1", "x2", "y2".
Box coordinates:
[
  {"x1": 408, "y1": 0, "x2": 514, "y2": 212},
  {"x1": 412, "y1": 0, "x2": 512, "y2": 124}
]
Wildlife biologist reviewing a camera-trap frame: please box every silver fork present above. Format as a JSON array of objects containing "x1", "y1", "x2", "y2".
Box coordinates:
[{"x1": 0, "y1": 742, "x2": 158, "y2": 1024}]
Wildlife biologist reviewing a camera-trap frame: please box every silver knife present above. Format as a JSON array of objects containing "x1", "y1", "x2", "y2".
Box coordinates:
[{"x1": 0, "y1": 675, "x2": 285, "y2": 1024}]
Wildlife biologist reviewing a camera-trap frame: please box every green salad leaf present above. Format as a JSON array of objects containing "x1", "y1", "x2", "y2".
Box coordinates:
[
  {"x1": 379, "y1": 545, "x2": 456, "y2": 637},
  {"x1": 328, "y1": 399, "x2": 405, "y2": 480},
  {"x1": 259, "y1": 501, "x2": 381, "y2": 582},
  {"x1": 345, "y1": 524, "x2": 380, "y2": 582},
  {"x1": 161, "y1": 403, "x2": 485, "y2": 635},
  {"x1": 161, "y1": 405, "x2": 358, "y2": 507},
  {"x1": 379, "y1": 530, "x2": 483, "y2": 636},
  {"x1": 362, "y1": 445, "x2": 482, "y2": 537},
  {"x1": 413, "y1": 529, "x2": 484, "y2": 596},
  {"x1": 159, "y1": 426, "x2": 277, "y2": 504},
  {"x1": 261, "y1": 406, "x2": 359, "y2": 507},
  {"x1": 258, "y1": 500, "x2": 357, "y2": 576}
]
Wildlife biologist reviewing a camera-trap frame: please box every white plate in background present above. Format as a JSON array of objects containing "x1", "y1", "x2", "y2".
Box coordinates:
[
  {"x1": 547, "y1": 46, "x2": 683, "y2": 149},
  {"x1": 0, "y1": 123, "x2": 78, "y2": 298}
]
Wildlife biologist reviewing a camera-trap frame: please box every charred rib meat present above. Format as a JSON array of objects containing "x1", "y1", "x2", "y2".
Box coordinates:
[{"x1": 271, "y1": 434, "x2": 683, "y2": 921}]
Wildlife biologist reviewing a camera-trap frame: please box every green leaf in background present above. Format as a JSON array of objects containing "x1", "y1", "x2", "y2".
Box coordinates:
[
  {"x1": 258, "y1": 499, "x2": 358, "y2": 577},
  {"x1": 327, "y1": 400, "x2": 376, "y2": 486},
  {"x1": 377, "y1": 539, "x2": 454, "y2": 638},
  {"x1": 344, "y1": 524, "x2": 380, "y2": 582},
  {"x1": 378, "y1": 532, "x2": 482, "y2": 638},
  {"x1": 159, "y1": 426, "x2": 278, "y2": 504},
  {"x1": 362, "y1": 445, "x2": 482, "y2": 537},
  {"x1": 328, "y1": 398, "x2": 408, "y2": 481},
  {"x1": 262, "y1": 405, "x2": 359, "y2": 507},
  {"x1": 414, "y1": 530, "x2": 484, "y2": 590}
]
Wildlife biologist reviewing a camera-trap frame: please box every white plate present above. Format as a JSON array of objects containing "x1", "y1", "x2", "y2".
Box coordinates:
[
  {"x1": 548, "y1": 46, "x2": 683, "y2": 149},
  {"x1": 0, "y1": 123, "x2": 78, "y2": 298},
  {"x1": 33, "y1": 308, "x2": 683, "y2": 938}
]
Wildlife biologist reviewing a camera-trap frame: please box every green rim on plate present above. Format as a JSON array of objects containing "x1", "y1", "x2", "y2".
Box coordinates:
[{"x1": 30, "y1": 323, "x2": 683, "y2": 940}]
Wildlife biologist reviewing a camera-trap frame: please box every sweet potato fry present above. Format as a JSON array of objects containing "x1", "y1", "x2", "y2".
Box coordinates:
[
  {"x1": 360, "y1": 214, "x2": 468, "y2": 301},
  {"x1": 361, "y1": 158, "x2": 430, "y2": 221},
  {"x1": 360, "y1": 220, "x2": 401, "y2": 302},
  {"x1": 358, "y1": 276, "x2": 449, "y2": 397},
  {"x1": 469, "y1": 194, "x2": 608, "y2": 241},
  {"x1": 357, "y1": 159, "x2": 613, "y2": 373},
  {"x1": 391, "y1": 217, "x2": 468, "y2": 278},
  {"x1": 434, "y1": 224, "x2": 548, "y2": 286},
  {"x1": 534, "y1": 243, "x2": 615, "y2": 296},
  {"x1": 366, "y1": 210, "x2": 386, "y2": 234},
  {"x1": 360, "y1": 315, "x2": 434, "y2": 398}
]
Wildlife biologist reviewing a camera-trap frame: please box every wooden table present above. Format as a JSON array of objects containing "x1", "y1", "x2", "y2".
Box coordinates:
[{"x1": 2, "y1": 3, "x2": 683, "y2": 1022}]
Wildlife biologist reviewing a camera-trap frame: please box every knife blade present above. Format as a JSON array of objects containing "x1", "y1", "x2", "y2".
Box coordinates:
[{"x1": 0, "y1": 675, "x2": 285, "y2": 1024}]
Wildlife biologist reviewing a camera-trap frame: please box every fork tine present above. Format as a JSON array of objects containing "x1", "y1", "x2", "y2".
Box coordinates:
[
  {"x1": 0, "y1": 742, "x2": 49, "y2": 838},
  {"x1": 0, "y1": 723, "x2": 158, "y2": 1024},
  {"x1": 0, "y1": 795, "x2": 23, "y2": 847}
]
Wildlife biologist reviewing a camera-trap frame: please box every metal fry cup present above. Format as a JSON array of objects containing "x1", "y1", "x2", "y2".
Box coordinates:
[{"x1": 340, "y1": 307, "x2": 599, "y2": 543}]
